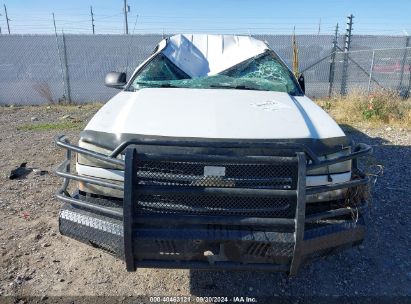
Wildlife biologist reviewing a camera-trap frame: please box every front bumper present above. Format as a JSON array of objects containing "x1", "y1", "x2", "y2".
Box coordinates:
[{"x1": 55, "y1": 135, "x2": 372, "y2": 275}]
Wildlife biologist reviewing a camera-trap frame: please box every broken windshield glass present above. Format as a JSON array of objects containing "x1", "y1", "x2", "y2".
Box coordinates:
[
  {"x1": 132, "y1": 53, "x2": 189, "y2": 83},
  {"x1": 129, "y1": 51, "x2": 302, "y2": 95}
]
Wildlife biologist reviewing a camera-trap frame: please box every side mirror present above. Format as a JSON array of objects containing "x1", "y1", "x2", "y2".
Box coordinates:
[
  {"x1": 297, "y1": 74, "x2": 305, "y2": 94},
  {"x1": 105, "y1": 72, "x2": 127, "y2": 89}
]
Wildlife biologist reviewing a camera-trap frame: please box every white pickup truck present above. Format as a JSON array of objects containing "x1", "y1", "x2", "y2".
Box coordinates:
[{"x1": 55, "y1": 34, "x2": 371, "y2": 275}]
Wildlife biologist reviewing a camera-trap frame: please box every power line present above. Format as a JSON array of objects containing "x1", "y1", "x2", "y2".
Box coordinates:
[
  {"x1": 2, "y1": 6, "x2": 409, "y2": 36},
  {"x1": 95, "y1": 13, "x2": 123, "y2": 20}
]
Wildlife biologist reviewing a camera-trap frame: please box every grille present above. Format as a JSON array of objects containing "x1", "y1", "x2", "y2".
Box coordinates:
[
  {"x1": 136, "y1": 193, "x2": 295, "y2": 217},
  {"x1": 133, "y1": 157, "x2": 298, "y2": 218},
  {"x1": 136, "y1": 160, "x2": 297, "y2": 189}
]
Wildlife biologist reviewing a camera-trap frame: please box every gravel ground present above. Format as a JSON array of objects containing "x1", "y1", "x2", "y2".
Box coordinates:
[{"x1": 0, "y1": 105, "x2": 410, "y2": 300}]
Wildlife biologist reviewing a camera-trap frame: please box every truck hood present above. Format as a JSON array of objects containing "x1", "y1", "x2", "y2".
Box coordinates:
[{"x1": 85, "y1": 88, "x2": 345, "y2": 140}]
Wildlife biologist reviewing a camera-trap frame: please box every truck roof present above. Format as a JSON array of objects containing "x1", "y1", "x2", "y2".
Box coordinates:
[{"x1": 161, "y1": 34, "x2": 270, "y2": 77}]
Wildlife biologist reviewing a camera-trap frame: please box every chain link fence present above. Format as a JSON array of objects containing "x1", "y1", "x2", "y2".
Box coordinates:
[
  {"x1": 0, "y1": 34, "x2": 410, "y2": 104},
  {"x1": 0, "y1": 34, "x2": 162, "y2": 104},
  {"x1": 319, "y1": 47, "x2": 411, "y2": 97}
]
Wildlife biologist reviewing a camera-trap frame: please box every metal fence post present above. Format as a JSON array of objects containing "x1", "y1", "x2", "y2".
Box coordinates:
[
  {"x1": 53, "y1": 15, "x2": 66, "y2": 104},
  {"x1": 340, "y1": 14, "x2": 354, "y2": 96},
  {"x1": 367, "y1": 50, "x2": 376, "y2": 95},
  {"x1": 407, "y1": 53, "x2": 411, "y2": 98},
  {"x1": 328, "y1": 23, "x2": 339, "y2": 97},
  {"x1": 398, "y1": 36, "x2": 410, "y2": 90},
  {"x1": 61, "y1": 33, "x2": 72, "y2": 103}
]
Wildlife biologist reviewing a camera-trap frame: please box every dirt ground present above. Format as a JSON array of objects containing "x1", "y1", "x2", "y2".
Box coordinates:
[{"x1": 0, "y1": 105, "x2": 410, "y2": 300}]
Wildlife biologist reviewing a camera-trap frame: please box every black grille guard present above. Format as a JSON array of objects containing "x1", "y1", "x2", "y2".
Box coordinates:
[
  {"x1": 54, "y1": 134, "x2": 372, "y2": 274},
  {"x1": 55, "y1": 134, "x2": 372, "y2": 219}
]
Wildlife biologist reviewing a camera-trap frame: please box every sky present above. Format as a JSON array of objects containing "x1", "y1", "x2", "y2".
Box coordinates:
[{"x1": 1, "y1": 0, "x2": 411, "y2": 36}]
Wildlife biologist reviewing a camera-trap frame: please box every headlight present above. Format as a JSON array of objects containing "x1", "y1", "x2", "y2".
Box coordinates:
[
  {"x1": 77, "y1": 140, "x2": 123, "y2": 170},
  {"x1": 76, "y1": 140, "x2": 124, "y2": 198},
  {"x1": 307, "y1": 148, "x2": 351, "y2": 175}
]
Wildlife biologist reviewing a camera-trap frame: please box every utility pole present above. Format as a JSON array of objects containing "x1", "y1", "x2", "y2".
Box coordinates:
[
  {"x1": 4, "y1": 4, "x2": 11, "y2": 34},
  {"x1": 123, "y1": 0, "x2": 129, "y2": 34},
  {"x1": 328, "y1": 23, "x2": 339, "y2": 97},
  {"x1": 317, "y1": 18, "x2": 321, "y2": 35},
  {"x1": 52, "y1": 12, "x2": 58, "y2": 36},
  {"x1": 90, "y1": 6, "x2": 95, "y2": 34},
  {"x1": 340, "y1": 14, "x2": 354, "y2": 96},
  {"x1": 344, "y1": 15, "x2": 354, "y2": 53}
]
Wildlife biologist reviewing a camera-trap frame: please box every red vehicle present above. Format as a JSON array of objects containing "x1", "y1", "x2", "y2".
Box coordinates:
[{"x1": 373, "y1": 59, "x2": 411, "y2": 73}]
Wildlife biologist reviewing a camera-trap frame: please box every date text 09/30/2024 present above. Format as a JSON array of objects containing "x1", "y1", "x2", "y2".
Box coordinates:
[{"x1": 149, "y1": 296, "x2": 258, "y2": 303}]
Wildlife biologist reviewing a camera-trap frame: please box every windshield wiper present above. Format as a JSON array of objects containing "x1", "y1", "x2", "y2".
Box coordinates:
[
  {"x1": 134, "y1": 82, "x2": 180, "y2": 90},
  {"x1": 210, "y1": 84, "x2": 260, "y2": 91},
  {"x1": 157, "y1": 83, "x2": 179, "y2": 88}
]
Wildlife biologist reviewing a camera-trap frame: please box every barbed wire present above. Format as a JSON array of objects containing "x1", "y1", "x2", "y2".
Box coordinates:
[{"x1": 1, "y1": 10, "x2": 410, "y2": 35}]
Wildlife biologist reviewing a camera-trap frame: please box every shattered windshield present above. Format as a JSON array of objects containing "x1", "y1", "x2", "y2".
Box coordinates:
[{"x1": 129, "y1": 51, "x2": 302, "y2": 95}]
